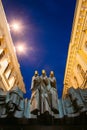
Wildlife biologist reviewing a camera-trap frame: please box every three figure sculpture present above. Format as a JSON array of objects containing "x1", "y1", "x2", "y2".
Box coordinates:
[
  {"x1": 0, "y1": 71, "x2": 87, "y2": 121},
  {"x1": 30, "y1": 70, "x2": 59, "y2": 116}
]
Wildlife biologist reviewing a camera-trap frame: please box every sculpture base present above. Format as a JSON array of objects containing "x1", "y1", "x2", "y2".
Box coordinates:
[
  {"x1": 0, "y1": 123, "x2": 87, "y2": 130},
  {"x1": 0, "y1": 116, "x2": 87, "y2": 130}
]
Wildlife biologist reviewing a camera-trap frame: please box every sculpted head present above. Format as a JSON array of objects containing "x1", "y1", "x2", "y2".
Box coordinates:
[
  {"x1": 42, "y1": 69, "x2": 46, "y2": 76},
  {"x1": 34, "y1": 70, "x2": 38, "y2": 76},
  {"x1": 50, "y1": 71, "x2": 54, "y2": 77}
]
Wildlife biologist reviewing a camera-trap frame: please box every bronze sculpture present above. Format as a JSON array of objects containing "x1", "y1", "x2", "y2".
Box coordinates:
[
  {"x1": 68, "y1": 87, "x2": 85, "y2": 111},
  {"x1": 1, "y1": 75, "x2": 87, "y2": 121},
  {"x1": 49, "y1": 71, "x2": 59, "y2": 114},
  {"x1": 30, "y1": 71, "x2": 41, "y2": 115},
  {"x1": 0, "y1": 77, "x2": 87, "y2": 125},
  {"x1": 40, "y1": 70, "x2": 51, "y2": 115},
  {"x1": 30, "y1": 70, "x2": 59, "y2": 116}
]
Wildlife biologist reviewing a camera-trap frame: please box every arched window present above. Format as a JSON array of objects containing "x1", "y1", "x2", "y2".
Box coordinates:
[
  {"x1": 74, "y1": 76, "x2": 79, "y2": 87},
  {"x1": 77, "y1": 64, "x2": 85, "y2": 79},
  {"x1": 77, "y1": 64, "x2": 81, "y2": 71},
  {"x1": 0, "y1": 49, "x2": 5, "y2": 60},
  {"x1": 84, "y1": 41, "x2": 87, "y2": 51}
]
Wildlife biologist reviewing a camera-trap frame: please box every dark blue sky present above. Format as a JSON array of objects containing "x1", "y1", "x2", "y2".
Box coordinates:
[{"x1": 2, "y1": 0, "x2": 76, "y2": 98}]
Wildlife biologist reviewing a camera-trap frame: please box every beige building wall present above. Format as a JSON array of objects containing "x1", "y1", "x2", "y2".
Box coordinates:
[
  {"x1": 0, "y1": 0, "x2": 26, "y2": 92},
  {"x1": 63, "y1": 0, "x2": 87, "y2": 97}
]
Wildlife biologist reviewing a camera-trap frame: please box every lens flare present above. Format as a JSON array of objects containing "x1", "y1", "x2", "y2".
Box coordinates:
[
  {"x1": 15, "y1": 43, "x2": 27, "y2": 55},
  {"x1": 15, "y1": 42, "x2": 33, "y2": 56},
  {"x1": 10, "y1": 21, "x2": 22, "y2": 32}
]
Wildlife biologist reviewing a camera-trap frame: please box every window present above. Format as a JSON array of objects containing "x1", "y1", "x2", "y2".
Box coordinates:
[
  {"x1": 77, "y1": 64, "x2": 85, "y2": 79},
  {"x1": 8, "y1": 76, "x2": 15, "y2": 87},
  {"x1": 0, "y1": 48, "x2": 3, "y2": 55},
  {"x1": 77, "y1": 64, "x2": 81, "y2": 71},
  {"x1": 0, "y1": 49, "x2": 5, "y2": 59},
  {"x1": 0, "y1": 59, "x2": 9, "y2": 73},
  {"x1": 74, "y1": 76, "x2": 79, "y2": 87},
  {"x1": 84, "y1": 41, "x2": 87, "y2": 51},
  {"x1": 5, "y1": 69, "x2": 11, "y2": 79}
]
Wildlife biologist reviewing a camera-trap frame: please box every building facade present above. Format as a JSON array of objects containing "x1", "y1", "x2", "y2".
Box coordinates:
[
  {"x1": 63, "y1": 0, "x2": 87, "y2": 97},
  {"x1": 0, "y1": 0, "x2": 25, "y2": 92}
]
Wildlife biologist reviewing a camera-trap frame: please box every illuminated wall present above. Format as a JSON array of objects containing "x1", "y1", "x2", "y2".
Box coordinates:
[
  {"x1": 63, "y1": 0, "x2": 87, "y2": 97},
  {"x1": 0, "y1": 0, "x2": 25, "y2": 92}
]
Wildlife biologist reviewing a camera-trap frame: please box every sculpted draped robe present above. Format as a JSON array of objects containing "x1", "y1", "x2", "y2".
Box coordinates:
[
  {"x1": 49, "y1": 76, "x2": 59, "y2": 114},
  {"x1": 30, "y1": 75, "x2": 41, "y2": 115},
  {"x1": 40, "y1": 75, "x2": 51, "y2": 114}
]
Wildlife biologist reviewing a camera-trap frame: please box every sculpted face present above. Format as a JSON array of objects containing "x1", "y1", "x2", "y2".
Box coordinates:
[
  {"x1": 50, "y1": 71, "x2": 54, "y2": 77},
  {"x1": 42, "y1": 70, "x2": 46, "y2": 76},
  {"x1": 34, "y1": 70, "x2": 38, "y2": 76}
]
